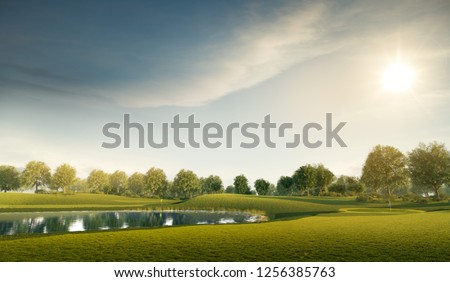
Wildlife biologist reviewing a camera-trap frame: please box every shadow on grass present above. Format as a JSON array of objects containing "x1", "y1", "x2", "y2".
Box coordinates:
[{"x1": 272, "y1": 211, "x2": 337, "y2": 220}]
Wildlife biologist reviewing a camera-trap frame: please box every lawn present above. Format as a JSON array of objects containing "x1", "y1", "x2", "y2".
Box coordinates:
[
  {"x1": 0, "y1": 193, "x2": 449, "y2": 261},
  {"x1": 0, "y1": 193, "x2": 177, "y2": 212}
]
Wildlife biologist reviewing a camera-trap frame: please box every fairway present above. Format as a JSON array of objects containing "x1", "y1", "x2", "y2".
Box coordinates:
[
  {"x1": 0, "y1": 193, "x2": 449, "y2": 261},
  {"x1": 0, "y1": 193, "x2": 177, "y2": 212}
]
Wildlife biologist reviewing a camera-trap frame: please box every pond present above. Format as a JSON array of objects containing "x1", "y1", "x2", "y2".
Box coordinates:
[{"x1": 0, "y1": 210, "x2": 263, "y2": 235}]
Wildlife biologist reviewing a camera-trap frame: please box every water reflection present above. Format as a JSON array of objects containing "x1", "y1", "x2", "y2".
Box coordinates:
[{"x1": 0, "y1": 211, "x2": 261, "y2": 235}]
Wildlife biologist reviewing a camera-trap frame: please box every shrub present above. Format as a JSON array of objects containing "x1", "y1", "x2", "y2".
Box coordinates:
[{"x1": 355, "y1": 194, "x2": 369, "y2": 202}]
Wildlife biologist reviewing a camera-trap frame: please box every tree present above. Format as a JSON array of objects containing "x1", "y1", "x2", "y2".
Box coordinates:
[
  {"x1": 329, "y1": 175, "x2": 364, "y2": 195},
  {"x1": 345, "y1": 176, "x2": 365, "y2": 194},
  {"x1": 268, "y1": 183, "x2": 276, "y2": 196},
  {"x1": 128, "y1": 172, "x2": 146, "y2": 197},
  {"x1": 0, "y1": 165, "x2": 20, "y2": 192},
  {"x1": 52, "y1": 164, "x2": 77, "y2": 193},
  {"x1": 361, "y1": 145, "x2": 409, "y2": 206},
  {"x1": 315, "y1": 164, "x2": 334, "y2": 195},
  {"x1": 173, "y1": 169, "x2": 200, "y2": 198},
  {"x1": 234, "y1": 175, "x2": 250, "y2": 194},
  {"x1": 254, "y1": 178, "x2": 270, "y2": 196},
  {"x1": 202, "y1": 175, "x2": 223, "y2": 194},
  {"x1": 21, "y1": 161, "x2": 51, "y2": 192},
  {"x1": 87, "y1": 169, "x2": 109, "y2": 193},
  {"x1": 408, "y1": 142, "x2": 450, "y2": 201},
  {"x1": 293, "y1": 164, "x2": 317, "y2": 196},
  {"x1": 109, "y1": 170, "x2": 128, "y2": 195},
  {"x1": 225, "y1": 185, "x2": 235, "y2": 194},
  {"x1": 276, "y1": 176, "x2": 294, "y2": 195},
  {"x1": 72, "y1": 177, "x2": 88, "y2": 192},
  {"x1": 145, "y1": 167, "x2": 167, "y2": 198}
]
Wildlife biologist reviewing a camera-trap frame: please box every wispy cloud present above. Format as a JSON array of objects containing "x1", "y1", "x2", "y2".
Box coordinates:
[{"x1": 108, "y1": 2, "x2": 339, "y2": 108}]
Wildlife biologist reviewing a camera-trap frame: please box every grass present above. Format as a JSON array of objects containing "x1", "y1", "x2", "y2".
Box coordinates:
[
  {"x1": 0, "y1": 193, "x2": 177, "y2": 212},
  {"x1": 0, "y1": 193, "x2": 449, "y2": 261}
]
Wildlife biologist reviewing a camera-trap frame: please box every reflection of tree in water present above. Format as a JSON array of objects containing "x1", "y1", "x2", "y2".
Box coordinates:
[
  {"x1": 16, "y1": 218, "x2": 47, "y2": 234},
  {"x1": 43, "y1": 217, "x2": 70, "y2": 233},
  {"x1": 0, "y1": 216, "x2": 72, "y2": 235},
  {"x1": 0, "y1": 221, "x2": 14, "y2": 235},
  {"x1": 83, "y1": 212, "x2": 126, "y2": 230},
  {"x1": 0, "y1": 211, "x2": 254, "y2": 235}
]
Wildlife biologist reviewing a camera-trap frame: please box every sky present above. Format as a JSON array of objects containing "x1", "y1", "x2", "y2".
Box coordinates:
[{"x1": 1, "y1": 0, "x2": 450, "y2": 186}]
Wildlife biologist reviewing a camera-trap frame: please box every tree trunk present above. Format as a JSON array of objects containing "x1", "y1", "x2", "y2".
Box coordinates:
[
  {"x1": 434, "y1": 185, "x2": 441, "y2": 201},
  {"x1": 387, "y1": 187, "x2": 392, "y2": 210}
]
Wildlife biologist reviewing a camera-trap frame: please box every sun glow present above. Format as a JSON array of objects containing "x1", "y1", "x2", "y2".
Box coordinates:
[{"x1": 382, "y1": 61, "x2": 415, "y2": 93}]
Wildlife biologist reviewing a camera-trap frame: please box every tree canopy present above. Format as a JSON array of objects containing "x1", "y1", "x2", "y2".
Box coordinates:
[
  {"x1": 87, "y1": 169, "x2": 109, "y2": 193},
  {"x1": 173, "y1": 169, "x2": 200, "y2": 198},
  {"x1": 408, "y1": 142, "x2": 450, "y2": 200},
  {"x1": 276, "y1": 176, "x2": 294, "y2": 195},
  {"x1": 0, "y1": 165, "x2": 20, "y2": 192},
  {"x1": 109, "y1": 170, "x2": 128, "y2": 195},
  {"x1": 145, "y1": 167, "x2": 168, "y2": 198},
  {"x1": 21, "y1": 161, "x2": 51, "y2": 192},
  {"x1": 254, "y1": 178, "x2": 270, "y2": 196},
  {"x1": 128, "y1": 172, "x2": 146, "y2": 197},
  {"x1": 234, "y1": 175, "x2": 251, "y2": 194},
  {"x1": 293, "y1": 164, "x2": 317, "y2": 196},
  {"x1": 361, "y1": 145, "x2": 409, "y2": 205},
  {"x1": 202, "y1": 175, "x2": 223, "y2": 194},
  {"x1": 52, "y1": 163, "x2": 77, "y2": 193}
]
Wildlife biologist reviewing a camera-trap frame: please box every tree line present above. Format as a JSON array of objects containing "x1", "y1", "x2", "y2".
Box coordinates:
[{"x1": 0, "y1": 141, "x2": 449, "y2": 201}]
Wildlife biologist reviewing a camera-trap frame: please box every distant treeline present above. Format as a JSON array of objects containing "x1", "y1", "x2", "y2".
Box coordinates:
[{"x1": 0, "y1": 141, "x2": 449, "y2": 201}]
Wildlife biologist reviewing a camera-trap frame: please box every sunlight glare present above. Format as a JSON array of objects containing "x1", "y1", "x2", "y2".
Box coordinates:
[{"x1": 382, "y1": 62, "x2": 415, "y2": 93}]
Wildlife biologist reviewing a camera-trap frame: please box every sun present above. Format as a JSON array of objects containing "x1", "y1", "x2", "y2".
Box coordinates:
[{"x1": 382, "y1": 61, "x2": 415, "y2": 93}]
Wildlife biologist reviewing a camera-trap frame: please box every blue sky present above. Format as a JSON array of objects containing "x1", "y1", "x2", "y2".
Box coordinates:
[{"x1": 1, "y1": 0, "x2": 450, "y2": 185}]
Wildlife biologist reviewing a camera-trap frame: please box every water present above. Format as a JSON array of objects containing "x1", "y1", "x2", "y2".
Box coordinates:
[{"x1": 0, "y1": 210, "x2": 262, "y2": 235}]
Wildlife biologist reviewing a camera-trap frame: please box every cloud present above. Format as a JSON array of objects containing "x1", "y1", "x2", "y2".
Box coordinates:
[{"x1": 107, "y1": 2, "x2": 340, "y2": 108}]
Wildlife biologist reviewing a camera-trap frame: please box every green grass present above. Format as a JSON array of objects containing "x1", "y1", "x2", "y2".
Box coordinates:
[
  {"x1": 0, "y1": 211, "x2": 448, "y2": 261},
  {"x1": 0, "y1": 193, "x2": 449, "y2": 261},
  {"x1": 0, "y1": 193, "x2": 177, "y2": 212},
  {"x1": 174, "y1": 194, "x2": 448, "y2": 218}
]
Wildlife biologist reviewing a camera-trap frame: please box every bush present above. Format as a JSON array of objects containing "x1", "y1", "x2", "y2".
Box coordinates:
[
  {"x1": 320, "y1": 192, "x2": 343, "y2": 197},
  {"x1": 432, "y1": 194, "x2": 448, "y2": 201},
  {"x1": 355, "y1": 194, "x2": 369, "y2": 202},
  {"x1": 416, "y1": 198, "x2": 429, "y2": 204},
  {"x1": 401, "y1": 194, "x2": 415, "y2": 202}
]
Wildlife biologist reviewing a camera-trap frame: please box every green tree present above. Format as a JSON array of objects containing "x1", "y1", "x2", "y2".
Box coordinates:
[
  {"x1": 52, "y1": 163, "x2": 77, "y2": 193},
  {"x1": 293, "y1": 164, "x2": 317, "y2": 196},
  {"x1": 234, "y1": 175, "x2": 250, "y2": 194},
  {"x1": 0, "y1": 165, "x2": 20, "y2": 192},
  {"x1": 268, "y1": 183, "x2": 276, "y2": 196},
  {"x1": 72, "y1": 177, "x2": 88, "y2": 192},
  {"x1": 225, "y1": 185, "x2": 235, "y2": 194},
  {"x1": 361, "y1": 145, "x2": 409, "y2": 206},
  {"x1": 345, "y1": 176, "x2": 365, "y2": 194},
  {"x1": 165, "y1": 181, "x2": 176, "y2": 198},
  {"x1": 173, "y1": 169, "x2": 200, "y2": 198},
  {"x1": 128, "y1": 172, "x2": 146, "y2": 197},
  {"x1": 315, "y1": 164, "x2": 334, "y2": 195},
  {"x1": 408, "y1": 142, "x2": 450, "y2": 201},
  {"x1": 21, "y1": 161, "x2": 51, "y2": 192},
  {"x1": 87, "y1": 169, "x2": 109, "y2": 193},
  {"x1": 254, "y1": 178, "x2": 270, "y2": 196},
  {"x1": 109, "y1": 170, "x2": 128, "y2": 195},
  {"x1": 202, "y1": 175, "x2": 224, "y2": 194},
  {"x1": 276, "y1": 176, "x2": 294, "y2": 195},
  {"x1": 145, "y1": 167, "x2": 168, "y2": 198},
  {"x1": 329, "y1": 175, "x2": 364, "y2": 195}
]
